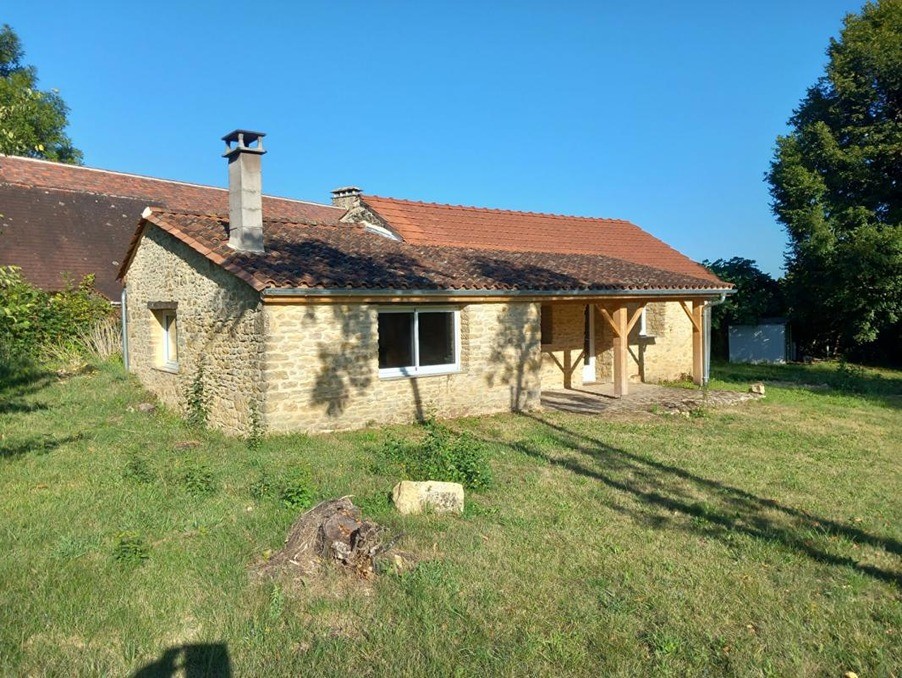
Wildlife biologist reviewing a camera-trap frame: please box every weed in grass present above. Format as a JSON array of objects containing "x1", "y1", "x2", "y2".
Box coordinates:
[
  {"x1": 52, "y1": 534, "x2": 93, "y2": 561},
  {"x1": 180, "y1": 463, "x2": 217, "y2": 497},
  {"x1": 464, "y1": 499, "x2": 499, "y2": 519},
  {"x1": 249, "y1": 474, "x2": 273, "y2": 501},
  {"x1": 355, "y1": 490, "x2": 392, "y2": 517},
  {"x1": 247, "y1": 402, "x2": 264, "y2": 451},
  {"x1": 184, "y1": 361, "x2": 208, "y2": 428},
  {"x1": 647, "y1": 630, "x2": 683, "y2": 658},
  {"x1": 267, "y1": 584, "x2": 285, "y2": 622},
  {"x1": 122, "y1": 455, "x2": 155, "y2": 484},
  {"x1": 279, "y1": 464, "x2": 314, "y2": 510},
  {"x1": 374, "y1": 419, "x2": 492, "y2": 490},
  {"x1": 112, "y1": 531, "x2": 150, "y2": 566}
]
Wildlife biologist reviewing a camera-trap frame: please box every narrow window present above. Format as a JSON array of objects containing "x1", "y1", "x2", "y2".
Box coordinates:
[
  {"x1": 638, "y1": 307, "x2": 649, "y2": 336},
  {"x1": 162, "y1": 312, "x2": 178, "y2": 366},
  {"x1": 149, "y1": 302, "x2": 179, "y2": 372},
  {"x1": 540, "y1": 304, "x2": 553, "y2": 345},
  {"x1": 378, "y1": 308, "x2": 460, "y2": 377}
]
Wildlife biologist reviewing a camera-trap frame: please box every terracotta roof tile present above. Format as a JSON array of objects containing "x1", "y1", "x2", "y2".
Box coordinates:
[
  {"x1": 127, "y1": 208, "x2": 731, "y2": 295},
  {"x1": 361, "y1": 195, "x2": 721, "y2": 284},
  {"x1": 0, "y1": 155, "x2": 342, "y2": 297}
]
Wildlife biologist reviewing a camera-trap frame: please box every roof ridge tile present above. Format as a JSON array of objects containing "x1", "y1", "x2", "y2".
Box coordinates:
[{"x1": 363, "y1": 194, "x2": 629, "y2": 224}]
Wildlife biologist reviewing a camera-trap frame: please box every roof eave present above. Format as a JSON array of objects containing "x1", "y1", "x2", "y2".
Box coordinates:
[{"x1": 261, "y1": 287, "x2": 735, "y2": 300}]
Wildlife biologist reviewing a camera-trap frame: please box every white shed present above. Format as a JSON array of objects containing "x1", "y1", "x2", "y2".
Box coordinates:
[{"x1": 729, "y1": 321, "x2": 790, "y2": 364}]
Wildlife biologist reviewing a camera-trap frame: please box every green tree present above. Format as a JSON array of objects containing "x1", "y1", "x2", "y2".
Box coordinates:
[
  {"x1": 0, "y1": 24, "x2": 82, "y2": 163},
  {"x1": 767, "y1": 0, "x2": 901, "y2": 361},
  {"x1": 703, "y1": 257, "x2": 785, "y2": 359}
]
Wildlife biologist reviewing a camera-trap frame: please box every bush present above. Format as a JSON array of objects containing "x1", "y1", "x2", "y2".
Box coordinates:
[
  {"x1": 0, "y1": 266, "x2": 114, "y2": 358},
  {"x1": 375, "y1": 420, "x2": 493, "y2": 490}
]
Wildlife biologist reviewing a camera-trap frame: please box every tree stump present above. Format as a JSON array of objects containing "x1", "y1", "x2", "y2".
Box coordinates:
[{"x1": 260, "y1": 497, "x2": 397, "y2": 579}]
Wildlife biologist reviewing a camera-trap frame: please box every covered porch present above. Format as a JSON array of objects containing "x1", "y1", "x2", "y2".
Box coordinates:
[{"x1": 537, "y1": 296, "x2": 711, "y2": 398}]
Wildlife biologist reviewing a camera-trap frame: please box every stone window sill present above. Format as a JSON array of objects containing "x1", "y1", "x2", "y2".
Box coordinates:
[
  {"x1": 378, "y1": 367, "x2": 462, "y2": 381},
  {"x1": 154, "y1": 363, "x2": 179, "y2": 374}
]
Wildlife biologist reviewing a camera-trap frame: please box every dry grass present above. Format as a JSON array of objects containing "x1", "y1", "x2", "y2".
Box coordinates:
[{"x1": 78, "y1": 316, "x2": 122, "y2": 361}]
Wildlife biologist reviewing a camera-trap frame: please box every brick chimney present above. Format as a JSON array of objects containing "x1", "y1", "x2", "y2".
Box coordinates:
[
  {"x1": 331, "y1": 186, "x2": 362, "y2": 211},
  {"x1": 222, "y1": 129, "x2": 266, "y2": 253}
]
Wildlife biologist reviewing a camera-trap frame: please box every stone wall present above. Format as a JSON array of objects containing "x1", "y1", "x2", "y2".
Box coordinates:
[
  {"x1": 539, "y1": 303, "x2": 592, "y2": 389},
  {"x1": 124, "y1": 226, "x2": 265, "y2": 435},
  {"x1": 263, "y1": 301, "x2": 542, "y2": 434},
  {"x1": 125, "y1": 229, "x2": 694, "y2": 437},
  {"x1": 637, "y1": 301, "x2": 694, "y2": 382}
]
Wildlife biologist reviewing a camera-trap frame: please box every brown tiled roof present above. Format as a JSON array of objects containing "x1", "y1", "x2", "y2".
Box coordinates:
[
  {"x1": 361, "y1": 195, "x2": 721, "y2": 283},
  {"x1": 124, "y1": 208, "x2": 731, "y2": 295},
  {"x1": 0, "y1": 155, "x2": 343, "y2": 298}
]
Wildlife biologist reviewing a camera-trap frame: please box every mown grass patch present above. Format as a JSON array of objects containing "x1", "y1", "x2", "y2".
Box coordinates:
[{"x1": 0, "y1": 357, "x2": 899, "y2": 675}]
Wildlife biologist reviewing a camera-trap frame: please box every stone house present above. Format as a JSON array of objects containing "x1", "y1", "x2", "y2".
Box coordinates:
[{"x1": 119, "y1": 131, "x2": 732, "y2": 435}]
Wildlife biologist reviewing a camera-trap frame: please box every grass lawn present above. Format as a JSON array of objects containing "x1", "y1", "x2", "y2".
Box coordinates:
[{"x1": 1, "y1": 357, "x2": 899, "y2": 676}]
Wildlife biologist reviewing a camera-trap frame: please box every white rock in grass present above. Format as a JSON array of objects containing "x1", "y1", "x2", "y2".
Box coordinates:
[
  {"x1": 392, "y1": 481, "x2": 464, "y2": 515},
  {"x1": 748, "y1": 382, "x2": 766, "y2": 395}
]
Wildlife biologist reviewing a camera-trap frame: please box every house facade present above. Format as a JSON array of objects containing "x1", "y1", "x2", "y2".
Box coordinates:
[{"x1": 119, "y1": 131, "x2": 731, "y2": 435}]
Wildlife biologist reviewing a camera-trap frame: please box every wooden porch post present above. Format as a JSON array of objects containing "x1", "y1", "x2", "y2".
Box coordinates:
[
  {"x1": 612, "y1": 305, "x2": 629, "y2": 397},
  {"x1": 680, "y1": 300, "x2": 705, "y2": 386},
  {"x1": 597, "y1": 303, "x2": 646, "y2": 398}
]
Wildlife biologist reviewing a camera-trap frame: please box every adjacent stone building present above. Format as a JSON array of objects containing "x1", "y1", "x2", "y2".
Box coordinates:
[{"x1": 119, "y1": 130, "x2": 732, "y2": 435}]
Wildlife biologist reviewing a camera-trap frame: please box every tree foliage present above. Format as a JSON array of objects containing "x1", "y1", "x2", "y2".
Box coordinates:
[
  {"x1": 703, "y1": 257, "x2": 785, "y2": 359},
  {"x1": 0, "y1": 266, "x2": 112, "y2": 358},
  {"x1": 0, "y1": 24, "x2": 82, "y2": 163},
  {"x1": 767, "y1": 0, "x2": 901, "y2": 360}
]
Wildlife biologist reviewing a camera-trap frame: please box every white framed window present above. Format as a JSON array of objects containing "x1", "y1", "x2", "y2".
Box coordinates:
[
  {"x1": 378, "y1": 307, "x2": 461, "y2": 378},
  {"x1": 149, "y1": 302, "x2": 179, "y2": 372},
  {"x1": 638, "y1": 307, "x2": 651, "y2": 337}
]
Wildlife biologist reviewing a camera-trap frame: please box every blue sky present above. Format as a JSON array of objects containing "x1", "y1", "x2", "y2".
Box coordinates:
[{"x1": 6, "y1": 1, "x2": 862, "y2": 276}]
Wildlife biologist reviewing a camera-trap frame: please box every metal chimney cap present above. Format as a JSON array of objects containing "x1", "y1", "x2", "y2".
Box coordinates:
[{"x1": 222, "y1": 129, "x2": 266, "y2": 157}]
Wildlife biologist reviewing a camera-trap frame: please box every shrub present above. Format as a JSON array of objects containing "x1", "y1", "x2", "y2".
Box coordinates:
[
  {"x1": 833, "y1": 359, "x2": 869, "y2": 394},
  {"x1": 375, "y1": 420, "x2": 493, "y2": 490},
  {"x1": 0, "y1": 266, "x2": 114, "y2": 358}
]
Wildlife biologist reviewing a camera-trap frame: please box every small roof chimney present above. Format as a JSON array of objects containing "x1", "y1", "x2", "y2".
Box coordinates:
[
  {"x1": 222, "y1": 129, "x2": 266, "y2": 254},
  {"x1": 331, "y1": 186, "x2": 362, "y2": 211}
]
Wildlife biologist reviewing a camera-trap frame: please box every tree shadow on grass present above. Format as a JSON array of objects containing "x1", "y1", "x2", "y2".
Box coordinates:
[
  {"x1": 0, "y1": 354, "x2": 54, "y2": 413},
  {"x1": 497, "y1": 412, "x2": 902, "y2": 587},
  {"x1": 0, "y1": 432, "x2": 84, "y2": 460},
  {"x1": 131, "y1": 643, "x2": 231, "y2": 677}
]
